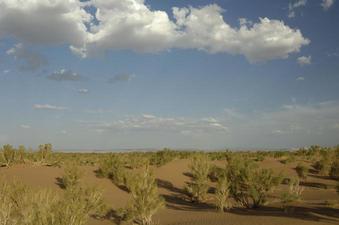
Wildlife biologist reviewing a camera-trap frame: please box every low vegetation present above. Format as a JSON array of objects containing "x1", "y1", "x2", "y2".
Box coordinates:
[
  {"x1": 1, "y1": 144, "x2": 338, "y2": 224},
  {"x1": 185, "y1": 153, "x2": 211, "y2": 203},
  {"x1": 120, "y1": 164, "x2": 164, "y2": 225}
]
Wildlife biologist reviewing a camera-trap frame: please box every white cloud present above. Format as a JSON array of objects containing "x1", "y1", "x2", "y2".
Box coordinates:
[
  {"x1": 20, "y1": 124, "x2": 30, "y2": 129},
  {"x1": 0, "y1": 0, "x2": 310, "y2": 63},
  {"x1": 79, "y1": 114, "x2": 228, "y2": 134},
  {"x1": 33, "y1": 104, "x2": 68, "y2": 111},
  {"x1": 321, "y1": 0, "x2": 335, "y2": 10},
  {"x1": 288, "y1": 0, "x2": 307, "y2": 18},
  {"x1": 172, "y1": 6, "x2": 310, "y2": 62},
  {"x1": 78, "y1": 88, "x2": 89, "y2": 94},
  {"x1": 296, "y1": 76, "x2": 305, "y2": 81},
  {"x1": 3, "y1": 69, "x2": 10, "y2": 74},
  {"x1": 47, "y1": 69, "x2": 83, "y2": 81},
  {"x1": 297, "y1": 55, "x2": 311, "y2": 65},
  {"x1": 6, "y1": 43, "x2": 47, "y2": 71}
]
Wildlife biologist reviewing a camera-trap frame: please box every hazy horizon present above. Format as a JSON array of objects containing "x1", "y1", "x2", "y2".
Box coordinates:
[{"x1": 1, "y1": 0, "x2": 339, "y2": 149}]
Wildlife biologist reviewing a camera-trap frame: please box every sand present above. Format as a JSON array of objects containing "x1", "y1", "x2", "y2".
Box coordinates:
[{"x1": 1, "y1": 158, "x2": 338, "y2": 225}]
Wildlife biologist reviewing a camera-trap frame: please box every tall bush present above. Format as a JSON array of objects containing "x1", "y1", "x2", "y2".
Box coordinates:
[
  {"x1": 185, "y1": 154, "x2": 211, "y2": 203},
  {"x1": 123, "y1": 165, "x2": 164, "y2": 225}
]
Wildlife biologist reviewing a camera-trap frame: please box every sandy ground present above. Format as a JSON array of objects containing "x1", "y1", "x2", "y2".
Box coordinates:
[{"x1": 1, "y1": 158, "x2": 338, "y2": 225}]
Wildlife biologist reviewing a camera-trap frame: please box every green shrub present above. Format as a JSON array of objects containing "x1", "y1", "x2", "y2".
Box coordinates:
[
  {"x1": 215, "y1": 172, "x2": 232, "y2": 212},
  {"x1": 150, "y1": 148, "x2": 176, "y2": 167},
  {"x1": 228, "y1": 157, "x2": 281, "y2": 208},
  {"x1": 97, "y1": 154, "x2": 126, "y2": 186},
  {"x1": 295, "y1": 163, "x2": 308, "y2": 180},
  {"x1": 2, "y1": 144, "x2": 15, "y2": 167},
  {"x1": 123, "y1": 165, "x2": 164, "y2": 225},
  {"x1": 185, "y1": 154, "x2": 211, "y2": 203}
]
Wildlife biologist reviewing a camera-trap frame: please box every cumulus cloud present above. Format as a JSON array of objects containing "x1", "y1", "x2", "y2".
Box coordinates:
[
  {"x1": 6, "y1": 43, "x2": 47, "y2": 71},
  {"x1": 108, "y1": 73, "x2": 135, "y2": 83},
  {"x1": 288, "y1": 0, "x2": 307, "y2": 18},
  {"x1": 33, "y1": 104, "x2": 68, "y2": 111},
  {"x1": 79, "y1": 114, "x2": 228, "y2": 134},
  {"x1": 47, "y1": 69, "x2": 83, "y2": 81},
  {"x1": 321, "y1": 0, "x2": 335, "y2": 10},
  {"x1": 296, "y1": 76, "x2": 305, "y2": 81},
  {"x1": 0, "y1": 0, "x2": 91, "y2": 45},
  {"x1": 297, "y1": 55, "x2": 311, "y2": 65},
  {"x1": 0, "y1": 0, "x2": 310, "y2": 63}
]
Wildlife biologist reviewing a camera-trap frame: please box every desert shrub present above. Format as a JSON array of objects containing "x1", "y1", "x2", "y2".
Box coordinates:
[
  {"x1": 280, "y1": 177, "x2": 304, "y2": 210},
  {"x1": 38, "y1": 143, "x2": 52, "y2": 164},
  {"x1": 17, "y1": 145, "x2": 26, "y2": 163},
  {"x1": 330, "y1": 160, "x2": 339, "y2": 179},
  {"x1": 2, "y1": 144, "x2": 15, "y2": 167},
  {"x1": 185, "y1": 153, "x2": 211, "y2": 203},
  {"x1": 314, "y1": 158, "x2": 332, "y2": 175},
  {"x1": 227, "y1": 157, "x2": 281, "y2": 208},
  {"x1": 0, "y1": 178, "x2": 105, "y2": 225},
  {"x1": 295, "y1": 163, "x2": 308, "y2": 180},
  {"x1": 150, "y1": 148, "x2": 176, "y2": 167},
  {"x1": 280, "y1": 155, "x2": 296, "y2": 164},
  {"x1": 122, "y1": 165, "x2": 164, "y2": 225},
  {"x1": 126, "y1": 154, "x2": 149, "y2": 169},
  {"x1": 61, "y1": 164, "x2": 83, "y2": 189},
  {"x1": 209, "y1": 165, "x2": 225, "y2": 182},
  {"x1": 97, "y1": 154, "x2": 126, "y2": 186},
  {"x1": 56, "y1": 185, "x2": 106, "y2": 224},
  {"x1": 215, "y1": 172, "x2": 232, "y2": 212}
]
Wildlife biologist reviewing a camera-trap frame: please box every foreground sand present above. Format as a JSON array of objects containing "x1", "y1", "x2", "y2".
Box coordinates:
[{"x1": 1, "y1": 158, "x2": 338, "y2": 225}]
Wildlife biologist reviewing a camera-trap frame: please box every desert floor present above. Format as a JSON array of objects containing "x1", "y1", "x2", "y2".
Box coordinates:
[{"x1": 1, "y1": 158, "x2": 339, "y2": 225}]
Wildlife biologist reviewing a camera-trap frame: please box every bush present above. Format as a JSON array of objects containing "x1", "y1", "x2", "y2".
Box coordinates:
[
  {"x1": 295, "y1": 163, "x2": 308, "y2": 180},
  {"x1": 228, "y1": 157, "x2": 281, "y2": 208},
  {"x1": 38, "y1": 143, "x2": 52, "y2": 164},
  {"x1": 61, "y1": 164, "x2": 83, "y2": 189},
  {"x1": 2, "y1": 144, "x2": 15, "y2": 167},
  {"x1": 150, "y1": 148, "x2": 176, "y2": 167},
  {"x1": 17, "y1": 145, "x2": 26, "y2": 164},
  {"x1": 185, "y1": 154, "x2": 211, "y2": 203},
  {"x1": 215, "y1": 172, "x2": 232, "y2": 212},
  {"x1": 314, "y1": 159, "x2": 332, "y2": 175},
  {"x1": 0, "y1": 179, "x2": 105, "y2": 225},
  {"x1": 97, "y1": 154, "x2": 126, "y2": 186},
  {"x1": 330, "y1": 159, "x2": 339, "y2": 180},
  {"x1": 280, "y1": 177, "x2": 304, "y2": 210},
  {"x1": 123, "y1": 165, "x2": 164, "y2": 225}
]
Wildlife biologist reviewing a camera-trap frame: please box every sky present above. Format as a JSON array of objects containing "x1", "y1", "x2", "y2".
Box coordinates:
[{"x1": 0, "y1": 0, "x2": 339, "y2": 150}]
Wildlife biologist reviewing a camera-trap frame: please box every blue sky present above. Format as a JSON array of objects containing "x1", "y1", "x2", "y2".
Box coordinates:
[{"x1": 0, "y1": 0, "x2": 338, "y2": 150}]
